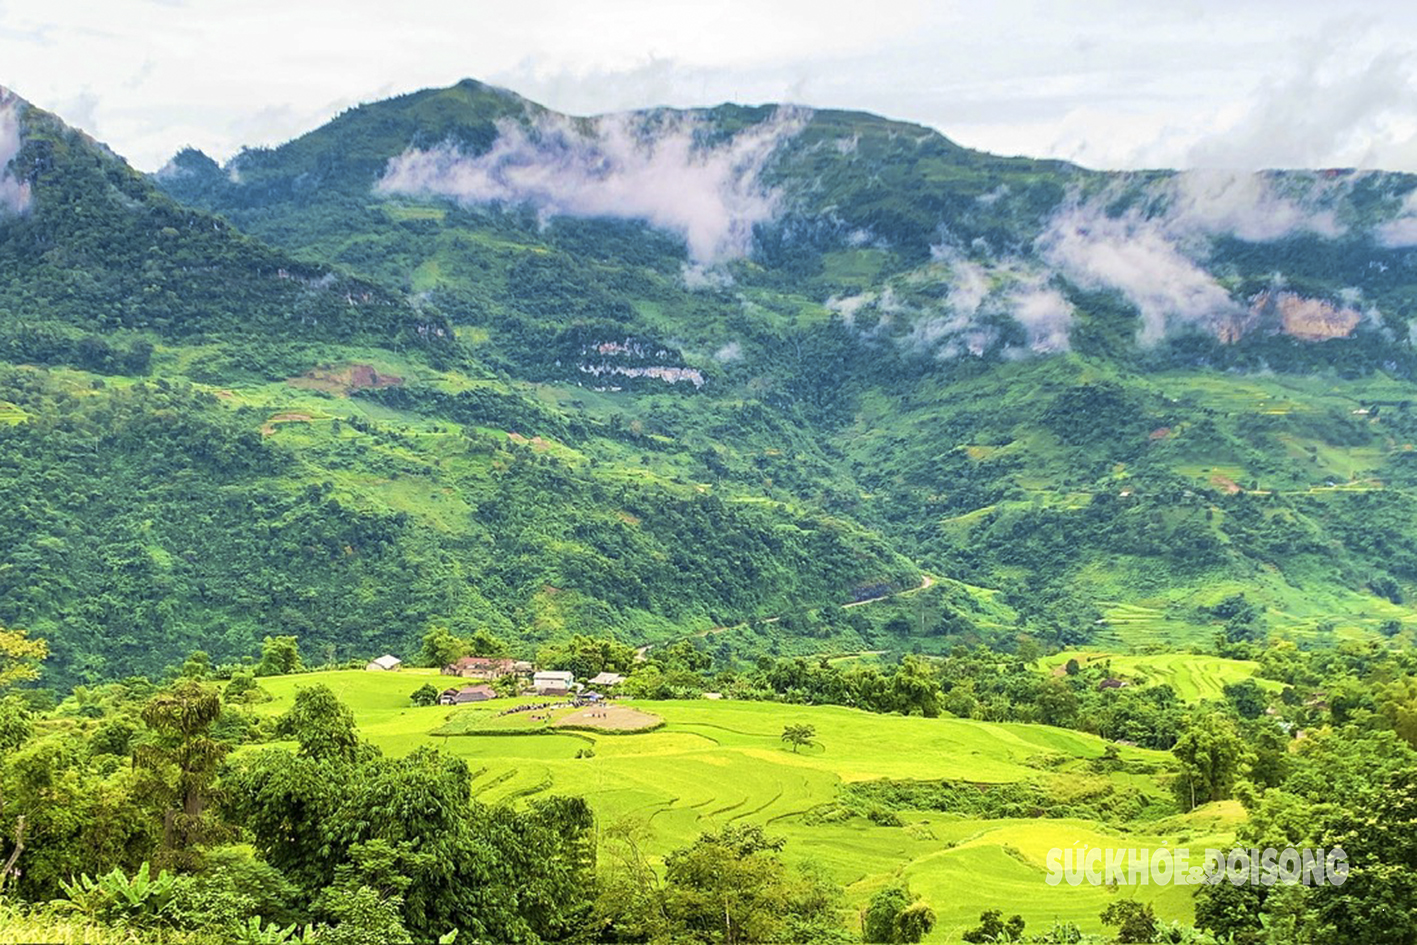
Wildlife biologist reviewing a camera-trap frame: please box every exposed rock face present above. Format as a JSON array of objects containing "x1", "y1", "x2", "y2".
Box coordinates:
[{"x1": 1250, "y1": 290, "x2": 1362, "y2": 341}]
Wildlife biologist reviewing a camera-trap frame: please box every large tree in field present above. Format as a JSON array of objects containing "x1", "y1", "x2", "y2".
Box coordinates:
[{"x1": 781, "y1": 723, "x2": 816, "y2": 753}]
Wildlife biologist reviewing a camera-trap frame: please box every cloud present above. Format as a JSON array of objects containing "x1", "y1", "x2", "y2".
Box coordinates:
[
  {"x1": 681, "y1": 261, "x2": 734, "y2": 290},
  {"x1": 1160, "y1": 170, "x2": 1345, "y2": 242},
  {"x1": 0, "y1": 89, "x2": 32, "y2": 216},
  {"x1": 713, "y1": 341, "x2": 743, "y2": 362},
  {"x1": 1008, "y1": 282, "x2": 1075, "y2": 353},
  {"x1": 1375, "y1": 188, "x2": 1417, "y2": 247},
  {"x1": 1033, "y1": 168, "x2": 1352, "y2": 344},
  {"x1": 376, "y1": 107, "x2": 809, "y2": 263},
  {"x1": 1184, "y1": 43, "x2": 1417, "y2": 171},
  {"x1": 1039, "y1": 201, "x2": 1241, "y2": 345}
]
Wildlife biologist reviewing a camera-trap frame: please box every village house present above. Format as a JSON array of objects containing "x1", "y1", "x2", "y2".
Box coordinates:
[
  {"x1": 438, "y1": 684, "x2": 497, "y2": 705},
  {"x1": 365, "y1": 654, "x2": 402, "y2": 672},
  {"x1": 442, "y1": 656, "x2": 516, "y2": 679},
  {"x1": 588, "y1": 671, "x2": 625, "y2": 688},
  {"x1": 533, "y1": 670, "x2": 575, "y2": 696}
]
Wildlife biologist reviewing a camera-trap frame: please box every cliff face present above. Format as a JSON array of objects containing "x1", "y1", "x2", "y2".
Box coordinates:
[{"x1": 1217, "y1": 291, "x2": 1364, "y2": 343}]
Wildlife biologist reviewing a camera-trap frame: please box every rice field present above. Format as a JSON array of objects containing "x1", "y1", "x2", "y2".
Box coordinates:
[
  {"x1": 255, "y1": 670, "x2": 1230, "y2": 941},
  {"x1": 1039, "y1": 650, "x2": 1273, "y2": 703}
]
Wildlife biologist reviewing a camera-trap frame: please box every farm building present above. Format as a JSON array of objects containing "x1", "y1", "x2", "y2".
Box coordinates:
[
  {"x1": 442, "y1": 656, "x2": 516, "y2": 679},
  {"x1": 366, "y1": 655, "x2": 402, "y2": 672},
  {"x1": 588, "y1": 671, "x2": 625, "y2": 687},
  {"x1": 438, "y1": 685, "x2": 497, "y2": 705},
  {"x1": 534, "y1": 670, "x2": 575, "y2": 695}
]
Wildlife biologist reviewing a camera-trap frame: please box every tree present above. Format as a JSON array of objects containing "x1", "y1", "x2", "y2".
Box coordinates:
[
  {"x1": 409, "y1": 683, "x2": 440, "y2": 707},
  {"x1": 657, "y1": 824, "x2": 840, "y2": 945},
  {"x1": 890, "y1": 655, "x2": 941, "y2": 717},
  {"x1": 1311, "y1": 767, "x2": 1417, "y2": 945},
  {"x1": 224, "y1": 671, "x2": 268, "y2": 704},
  {"x1": 1171, "y1": 711, "x2": 1251, "y2": 810},
  {"x1": 277, "y1": 684, "x2": 361, "y2": 762},
  {"x1": 782, "y1": 723, "x2": 816, "y2": 753},
  {"x1": 1223, "y1": 679, "x2": 1268, "y2": 720},
  {"x1": 962, "y1": 908, "x2": 1024, "y2": 943},
  {"x1": 417, "y1": 626, "x2": 466, "y2": 668},
  {"x1": 255, "y1": 635, "x2": 303, "y2": 677},
  {"x1": 866, "y1": 883, "x2": 937, "y2": 943},
  {"x1": 1100, "y1": 899, "x2": 1156, "y2": 944},
  {"x1": 1194, "y1": 877, "x2": 1269, "y2": 945},
  {"x1": 0, "y1": 624, "x2": 47, "y2": 690},
  {"x1": 134, "y1": 679, "x2": 228, "y2": 869},
  {"x1": 178, "y1": 650, "x2": 212, "y2": 680},
  {"x1": 466, "y1": 627, "x2": 508, "y2": 658}
]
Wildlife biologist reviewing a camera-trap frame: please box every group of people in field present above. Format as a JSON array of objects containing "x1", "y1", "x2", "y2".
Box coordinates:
[{"x1": 497, "y1": 694, "x2": 614, "y2": 722}]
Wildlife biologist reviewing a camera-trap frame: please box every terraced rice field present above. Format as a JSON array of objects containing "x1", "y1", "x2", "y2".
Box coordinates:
[
  {"x1": 1041, "y1": 650, "x2": 1274, "y2": 703},
  {"x1": 256, "y1": 671, "x2": 1232, "y2": 940}
]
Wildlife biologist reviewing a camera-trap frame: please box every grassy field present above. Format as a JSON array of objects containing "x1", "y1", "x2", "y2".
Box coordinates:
[{"x1": 254, "y1": 670, "x2": 1232, "y2": 941}]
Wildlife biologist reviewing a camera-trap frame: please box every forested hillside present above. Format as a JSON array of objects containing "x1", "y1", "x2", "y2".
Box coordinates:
[
  {"x1": 157, "y1": 81, "x2": 1417, "y2": 653},
  {"x1": 6, "y1": 77, "x2": 1417, "y2": 682},
  {"x1": 0, "y1": 87, "x2": 915, "y2": 684}
]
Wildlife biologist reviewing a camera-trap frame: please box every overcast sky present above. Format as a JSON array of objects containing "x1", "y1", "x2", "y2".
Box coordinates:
[{"x1": 3, "y1": 0, "x2": 1417, "y2": 173}]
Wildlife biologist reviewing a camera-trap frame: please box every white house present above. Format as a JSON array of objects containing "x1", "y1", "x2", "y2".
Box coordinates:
[
  {"x1": 588, "y1": 671, "x2": 625, "y2": 687},
  {"x1": 366, "y1": 654, "x2": 402, "y2": 672},
  {"x1": 533, "y1": 670, "x2": 574, "y2": 695}
]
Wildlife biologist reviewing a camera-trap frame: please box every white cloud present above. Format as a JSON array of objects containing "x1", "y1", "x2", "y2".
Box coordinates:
[
  {"x1": 376, "y1": 107, "x2": 808, "y2": 263},
  {"x1": 1033, "y1": 168, "x2": 1354, "y2": 345},
  {"x1": 681, "y1": 261, "x2": 734, "y2": 290},
  {"x1": 0, "y1": 88, "x2": 32, "y2": 215},
  {"x1": 1375, "y1": 188, "x2": 1417, "y2": 247},
  {"x1": 1160, "y1": 170, "x2": 1345, "y2": 242},
  {"x1": 1183, "y1": 42, "x2": 1417, "y2": 171},
  {"x1": 713, "y1": 341, "x2": 743, "y2": 362},
  {"x1": 1039, "y1": 201, "x2": 1241, "y2": 345},
  {"x1": 1008, "y1": 282, "x2": 1075, "y2": 353}
]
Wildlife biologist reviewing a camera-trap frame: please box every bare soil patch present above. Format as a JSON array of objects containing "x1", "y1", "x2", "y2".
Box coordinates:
[
  {"x1": 289, "y1": 363, "x2": 404, "y2": 396},
  {"x1": 553, "y1": 704, "x2": 662, "y2": 731}
]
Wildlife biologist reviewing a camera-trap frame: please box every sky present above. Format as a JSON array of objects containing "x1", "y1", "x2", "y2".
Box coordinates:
[{"x1": 3, "y1": 0, "x2": 1417, "y2": 173}]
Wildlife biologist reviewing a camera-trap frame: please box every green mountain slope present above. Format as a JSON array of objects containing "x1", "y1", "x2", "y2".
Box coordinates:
[
  {"x1": 6, "y1": 76, "x2": 1417, "y2": 682},
  {"x1": 150, "y1": 80, "x2": 1417, "y2": 649},
  {"x1": 0, "y1": 87, "x2": 917, "y2": 684}
]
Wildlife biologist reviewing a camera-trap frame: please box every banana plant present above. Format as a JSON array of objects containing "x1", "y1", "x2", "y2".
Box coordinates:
[{"x1": 58, "y1": 861, "x2": 177, "y2": 922}]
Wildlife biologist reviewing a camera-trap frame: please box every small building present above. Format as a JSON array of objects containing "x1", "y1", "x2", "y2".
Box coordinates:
[
  {"x1": 512, "y1": 660, "x2": 535, "y2": 678},
  {"x1": 589, "y1": 671, "x2": 625, "y2": 687},
  {"x1": 438, "y1": 684, "x2": 497, "y2": 705},
  {"x1": 366, "y1": 654, "x2": 402, "y2": 672},
  {"x1": 533, "y1": 670, "x2": 575, "y2": 696},
  {"x1": 442, "y1": 656, "x2": 516, "y2": 679}
]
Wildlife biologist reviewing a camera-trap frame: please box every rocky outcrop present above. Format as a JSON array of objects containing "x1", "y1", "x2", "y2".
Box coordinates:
[{"x1": 1250, "y1": 291, "x2": 1362, "y2": 341}]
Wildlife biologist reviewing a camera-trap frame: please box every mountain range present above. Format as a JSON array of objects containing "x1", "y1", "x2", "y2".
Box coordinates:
[{"x1": 5, "y1": 77, "x2": 1417, "y2": 683}]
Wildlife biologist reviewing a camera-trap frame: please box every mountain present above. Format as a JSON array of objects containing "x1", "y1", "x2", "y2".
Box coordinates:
[
  {"x1": 152, "y1": 79, "x2": 1417, "y2": 651},
  {"x1": 5, "y1": 76, "x2": 1417, "y2": 684},
  {"x1": 0, "y1": 84, "x2": 916, "y2": 685}
]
